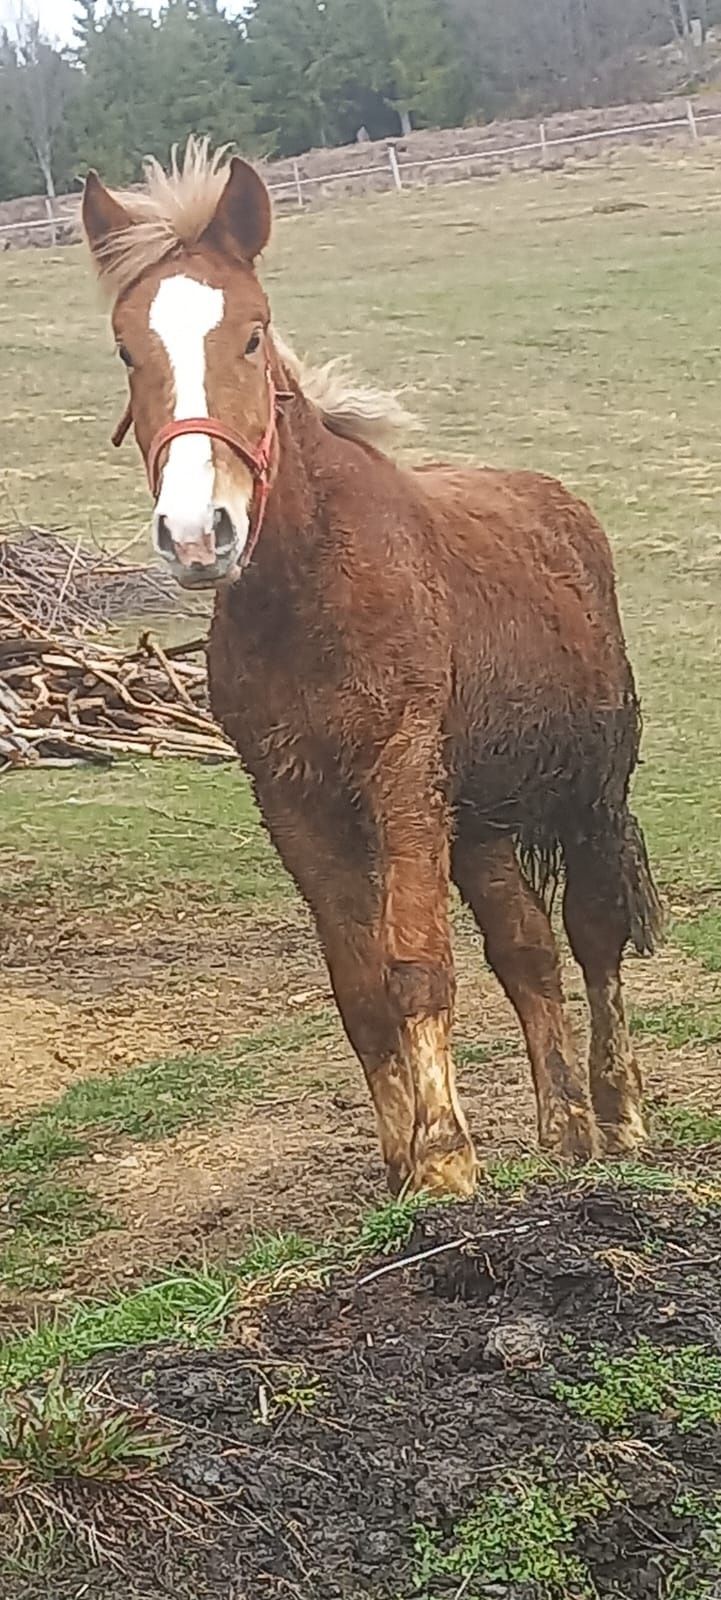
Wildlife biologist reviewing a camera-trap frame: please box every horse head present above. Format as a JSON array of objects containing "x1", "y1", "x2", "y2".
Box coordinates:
[{"x1": 83, "y1": 145, "x2": 286, "y2": 589}]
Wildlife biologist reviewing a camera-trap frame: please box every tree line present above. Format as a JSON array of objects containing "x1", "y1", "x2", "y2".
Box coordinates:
[{"x1": 0, "y1": 0, "x2": 719, "y2": 203}]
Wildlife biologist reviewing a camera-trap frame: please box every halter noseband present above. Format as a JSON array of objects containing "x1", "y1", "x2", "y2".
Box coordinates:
[{"x1": 113, "y1": 366, "x2": 292, "y2": 568}]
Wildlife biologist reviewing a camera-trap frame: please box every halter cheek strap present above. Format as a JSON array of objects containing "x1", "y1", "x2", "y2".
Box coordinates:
[{"x1": 112, "y1": 366, "x2": 293, "y2": 565}]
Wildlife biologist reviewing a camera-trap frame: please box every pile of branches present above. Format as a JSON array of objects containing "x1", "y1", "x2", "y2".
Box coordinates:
[
  {"x1": 0, "y1": 631, "x2": 234, "y2": 769},
  {"x1": 0, "y1": 524, "x2": 180, "y2": 633},
  {"x1": 0, "y1": 526, "x2": 234, "y2": 770}
]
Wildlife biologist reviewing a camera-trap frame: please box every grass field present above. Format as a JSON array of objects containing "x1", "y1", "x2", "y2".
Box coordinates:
[{"x1": 1, "y1": 141, "x2": 721, "y2": 1596}]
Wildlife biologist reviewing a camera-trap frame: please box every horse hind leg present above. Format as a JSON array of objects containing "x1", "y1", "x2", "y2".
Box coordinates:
[
  {"x1": 452, "y1": 831, "x2": 601, "y2": 1160},
  {"x1": 562, "y1": 811, "x2": 662, "y2": 1155}
]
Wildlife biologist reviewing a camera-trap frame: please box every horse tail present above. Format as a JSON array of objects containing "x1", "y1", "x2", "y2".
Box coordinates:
[{"x1": 619, "y1": 809, "x2": 664, "y2": 956}]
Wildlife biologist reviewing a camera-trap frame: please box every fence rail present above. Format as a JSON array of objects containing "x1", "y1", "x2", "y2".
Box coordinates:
[{"x1": 3, "y1": 102, "x2": 721, "y2": 244}]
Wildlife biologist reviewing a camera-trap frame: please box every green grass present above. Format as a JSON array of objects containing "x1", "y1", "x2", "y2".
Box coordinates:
[
  {"x1": 0, "y1": 1198, "x2": 430, "y2": 1390},
  {"x1": 630, "y1": 1003, "x2": 721, "y2": 1049},
  {"x1": 485, "y1": 1155, "x2": 562, "y2": 1193},
  {"x1": 354, "y1": 1192, "x2": 433, "y2": 1255},
  {"x1": 230, "y1": 1229, "x2": 324, "y2": 1281},
  {"x1": 0, "y1": 760, "x2": 290, "y2": 914},
  {"x1": 672, "y1": 910, "x2": 721, "y2": 973},
  {"x1": 484, "y1": 1154, "x2": 705, "y2": 1199},
  {"x1": 657, "y1": 1103, "x2": 721, "y2": 1147},
  {"x1": 0, "y1": 1267, "x2": 244, "y2": 1390},
  {"x1": 0, "y1": 1012, "x2": 334, "y2": 1180},
  {"x1": 0, "y1": 1181, "x2": 112, "y2": 1291},
  {"x1": 556, "y1": 1339, "x2": 721, "y2": 1433},
  {"x1": 411, "y1": 1472, "x2": 619, "y2": 1599}
]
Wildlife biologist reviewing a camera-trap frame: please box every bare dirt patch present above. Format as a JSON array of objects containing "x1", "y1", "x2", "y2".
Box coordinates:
[{"x1": 0, "y1": 906, "x2": 327, "y2": 1118}]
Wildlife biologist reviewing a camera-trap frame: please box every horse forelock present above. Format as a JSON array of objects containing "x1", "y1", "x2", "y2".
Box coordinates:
[{"x1": 90, "y1": 137, "x2": 234, "y2": 298}]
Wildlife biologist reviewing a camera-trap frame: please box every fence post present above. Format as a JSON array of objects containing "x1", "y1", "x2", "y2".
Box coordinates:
[
  {"x1": 292, "y1": 160, "x2": 304, "y2": 208},
  {"x1": 388, "y1": 145, "x2": 403, "y2": 192},
  {"x1": 539, "y1": 122, "x2": 548, "y2": 161},
  {"x1": 687, "y1": 99, "x2": 699, "y2": 143}
]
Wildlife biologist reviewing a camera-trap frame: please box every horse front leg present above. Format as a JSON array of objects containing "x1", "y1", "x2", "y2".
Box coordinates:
[
  {"x1": 255, "y1": 763, "x2": 476, "y2": 1198},
  {"x1": 369, "y1": 729, "x2": 478, "y2": 1198},
  {"x1": 252, "y1": 775, "x2": 417, "y2": 1193}
]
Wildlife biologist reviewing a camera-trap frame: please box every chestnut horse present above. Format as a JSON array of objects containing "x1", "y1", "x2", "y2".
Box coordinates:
[{"x1": 82, "y1": 141, "x2": 661, "y2": 1198}]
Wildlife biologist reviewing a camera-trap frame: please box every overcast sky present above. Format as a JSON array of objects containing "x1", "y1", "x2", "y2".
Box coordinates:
[{"x1": 0, "y1": 1, "x2": 167, "y2": 46}]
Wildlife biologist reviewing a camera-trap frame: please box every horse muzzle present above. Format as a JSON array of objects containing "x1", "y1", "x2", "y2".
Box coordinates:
[{"x1": 153, "y1": 505, "x2": 243, "y2": 589}]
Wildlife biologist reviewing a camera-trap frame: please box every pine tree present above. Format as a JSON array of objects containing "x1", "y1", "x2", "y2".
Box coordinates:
[
  {"x1": 153, "y1": 0, "x2": 256, "y2": 157},
  {"x1": 245, "y1": 0, "x2": 335, "y2": 155},
  {"x1": 382, "y1": 0, "x2": 468, "y2": 133},
  {"x1": 73, "y1": 0, "x2": 100, "y2": 54}
]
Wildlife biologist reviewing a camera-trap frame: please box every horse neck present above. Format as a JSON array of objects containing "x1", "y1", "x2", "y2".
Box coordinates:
[{"x1": 262, "y1": 386, "x2": 332, "y2": 555}]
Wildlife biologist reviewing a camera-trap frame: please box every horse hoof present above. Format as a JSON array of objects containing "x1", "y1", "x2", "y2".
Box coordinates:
[
  {"x1": 541, "y1": 1109, "x2": 602, "y2": 1163},
  {"x1": 599, "y1": 1106, "x2": 649, "y2": 1155},
  {"x1": 408, "y1": 1141, "x2": 479, "y2": 1199}
]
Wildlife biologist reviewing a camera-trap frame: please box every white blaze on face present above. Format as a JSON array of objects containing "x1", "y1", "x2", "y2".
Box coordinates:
[{"x1": 148, "y1": 275, "x2": 250, "y2": 561}]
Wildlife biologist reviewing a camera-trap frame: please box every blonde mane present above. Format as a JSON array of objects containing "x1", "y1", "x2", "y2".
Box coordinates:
[
  {"x1": 87, "y1": 138, "x2": 417, "y2": 453},
  {"x1": 271, "y1": 332, "x2": 416, "y2": 451}
]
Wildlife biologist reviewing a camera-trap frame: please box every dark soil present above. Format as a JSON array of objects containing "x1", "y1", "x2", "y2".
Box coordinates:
[{"x1": 6, "y1": 1169, "x2": 721, "y2": 1600}]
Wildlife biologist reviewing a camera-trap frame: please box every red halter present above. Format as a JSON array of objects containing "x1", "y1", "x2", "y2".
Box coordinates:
[{"x1": 113, "y1": 367, "x2": 292, "y2": 568}]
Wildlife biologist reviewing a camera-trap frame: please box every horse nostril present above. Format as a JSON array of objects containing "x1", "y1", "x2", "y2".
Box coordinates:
[
  {"x1": 156, "y1": 514, "x2": 175, "y2": 557},
  {"x1": 213, "y1": 507, "x2": 236, "y2": 556}
]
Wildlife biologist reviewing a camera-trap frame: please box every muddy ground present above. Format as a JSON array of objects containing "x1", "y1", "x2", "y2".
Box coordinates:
[{"x1": 6, "y1": 1166, "x2": 721, "y2": 1600}]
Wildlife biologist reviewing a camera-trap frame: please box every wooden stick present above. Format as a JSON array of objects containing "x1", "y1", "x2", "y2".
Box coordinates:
[
  {"x1": 141, "y1": 635, "x2": 199, "y2": 713},
  {"x1": 49, "y1": 533, "x2": 83, "y2": 629}
]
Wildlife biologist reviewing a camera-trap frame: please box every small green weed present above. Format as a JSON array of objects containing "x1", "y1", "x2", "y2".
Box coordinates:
[
  {"x1": 0, "y1": 1181, "x2": 112, "y2": 1291},
  {"x1": 411, "y1": 1471, "x2": 619, "y2": 1599},
  {"x1": 0, "y1": 1367, "x2": 174, "y2": 1490},
  {"x1": 666, "y1": 1490, "x2": 721, "y2": 1599},
  {"x1": 354, "y1": 1192, "x2": 431, "y2": 1256},
  {"x1": 556, "y1": 1339, "x2": 721, "y2": 1433},
  {"x1": 255, "y1": 1363, "x2": 325, "y2": 1424},
  {"x1": 486, "y1": 1155, "x2": 561, "y2": 1194},
  {"x1": 629, "y1": 1003, "x2": 721, "y2": 1049}
]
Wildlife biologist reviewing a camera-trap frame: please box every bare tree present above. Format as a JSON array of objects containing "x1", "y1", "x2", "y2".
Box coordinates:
[
  {"x1": 667, "y1": 0, "x2": 706, "y2": 64},
  {"x1": 4, "y1": 7, "x2": 73, "y2": 241}
]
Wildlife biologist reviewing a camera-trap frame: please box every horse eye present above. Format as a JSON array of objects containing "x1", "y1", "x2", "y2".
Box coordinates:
[
  {"x1": 118, "y1": 344, "x2": 134, "y2": 369},
  {"x1": 245, "y1": 330, "x2": 262, "y2": 356}
]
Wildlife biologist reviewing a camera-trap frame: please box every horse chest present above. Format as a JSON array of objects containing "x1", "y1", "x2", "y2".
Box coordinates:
[{"x1": 207, "y1": 604, "x2": 351, "y2": 782}]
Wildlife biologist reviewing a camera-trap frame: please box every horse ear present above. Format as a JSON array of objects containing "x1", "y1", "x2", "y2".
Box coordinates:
[
  {"x1": 204, "y1": 157, "x2": 272, "y2": 263},
  {"x1": 82, "y1": 170, "x2": 133, "y2": 256}
]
